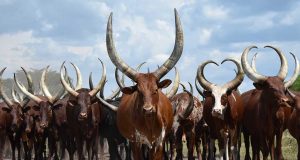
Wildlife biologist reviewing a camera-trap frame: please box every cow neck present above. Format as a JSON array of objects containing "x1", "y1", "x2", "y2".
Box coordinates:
[
  {"x1": 260, "y1": 90, "x2": 280, "y2": 121},
  {"x1": 132, "y1": 91, "x2": 163, "y2": 142}
]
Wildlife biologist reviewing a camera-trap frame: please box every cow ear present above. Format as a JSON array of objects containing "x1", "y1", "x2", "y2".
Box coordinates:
[
  {"x1": 226, "y1": 90, "x2": 233, "y2": 95},
  {"x1": 158, "y1": 79, "x2": 172, "y2": 89},
  {"x1": 22, "y1": 106, "x2": 31, "y2": 113},
  {"x1": 203, "y1": 91, "x2": 212, "y2": 97},
  {"x1": 2, "y1": 107, "x2": 12, "y2": 113},
  {"x1": 51, "y1": 104, "x2": 62, "y2": 110},
  {"x1": 121, "y1": 86, "x2": 137, "y2": 94},
  {"x1": 33, "y1": 105, "x2": 40, "y2": 111},
  {"x1": 253, "y1": 82, "x2": 264, "y2": 90},
  {"x1": 68, "y1": 100, "x2": 76, "y2": 107}
]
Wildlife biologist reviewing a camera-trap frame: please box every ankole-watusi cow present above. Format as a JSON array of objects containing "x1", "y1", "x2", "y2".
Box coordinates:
[
  {"x1": 197, "y1": 58, "x2": 244, "y2": 160},
  {"x1": 241, "y1": 46, "x2": 299, "y2": 160},
  {"x1": 168, "y1": 81, "x2": 204, "y2": 160},
  {"x1": 99, "y1": 9, "x2": 183, "y2": 159},
  {"x1": 14, "y1": 66, "x2": 65, "y2": 160},
  {"x1": 0, "y1": 67, "x2": 32, "y2": 160},
  {"x1": 250, "y1": 50, "x2": 299, "y2": 160},
  {"x1": 286, "y1": 90, "x2": 300, "y2": 160},
  {"x1": 59, "y1": 59, "x2": 106, "y2": 160}
]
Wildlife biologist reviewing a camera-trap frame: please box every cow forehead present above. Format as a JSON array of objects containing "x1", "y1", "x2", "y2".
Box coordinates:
[
  {"x1": 266, "y1": 77, "x2": 284, "y2": 89},
  {"x1": 136, "y1": 73, "x2": 158, "y2": 85},
  {"x1": 211, "y1": 85, "x2": 227, "y2": 98}
]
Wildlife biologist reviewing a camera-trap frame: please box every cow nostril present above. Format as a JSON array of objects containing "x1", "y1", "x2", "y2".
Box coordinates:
[{"x1": 80, "y1": 113, "x2": 87, "y2": 118}]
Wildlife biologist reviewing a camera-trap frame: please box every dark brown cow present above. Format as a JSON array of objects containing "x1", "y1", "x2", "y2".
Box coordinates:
[
  {"x1": 287, "y1": 90, "x2": 300, "y2": 159},
  {"x1": 14, "y1": 66, "x2": 66, "y2": 160},
  {"x1": 197, "y1": 58, "x2": 244, "y2": 160},
  {"x1": 250, "y1": 51, "x2": 299, "y2": 159},
  {"x1": 241, "y1": 46, "x2": 299, "y2": 160},
  {"x1": 60, "y1": 60, "x2": 105, "y2": 160},
  {"x1": 0, "y1": 67, "x2": 33, "y2": 160},
  {"x1": 168, "y1": 82, "x2": 204, "y2": 160},
  {"x1": 99, "y1": 9, "x2": 183, "y2": 159}
]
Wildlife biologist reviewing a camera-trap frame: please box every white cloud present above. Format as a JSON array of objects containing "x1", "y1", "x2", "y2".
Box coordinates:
[
  {"x1": 202, "y1": 5, "x2": 229, "y2": 20},
  {"x1": 198, "y1": 28, "x2": 213, "y2": 45}
]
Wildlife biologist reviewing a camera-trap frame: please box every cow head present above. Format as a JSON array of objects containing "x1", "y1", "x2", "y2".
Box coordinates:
[
  {"x1": 14, "y1": 66, "x2": 65, "y2": 130},
  {"x1": 197, "y1": 58, "x2": 244, "y2": 119},
  {"x1": 241, "y1": 46, "x2": 299, "y2": 106},
  {"x1": 60, "y1": 59, "x2": 106, "y2": 121},
  {"x1": 100, "y1": 9, "x2": 183, "y2": 116},
  {"x1": 0, "y1": 68, "x2": 25, "y2": 132}
]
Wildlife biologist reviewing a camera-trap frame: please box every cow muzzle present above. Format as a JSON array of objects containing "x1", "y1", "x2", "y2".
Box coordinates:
[
  {"x1": 11, "y1": 124, "x2": 18, "y2": 132},
  {"x1": 212, "y1": 107, "x2": 225, "y2": 119},
  {"x1": 25, "y1": 127, "x2": 31, "y2": 133},
  {"x1": 79, "y1": 112, "x2": 88, "y2": 120},
  {"x1": 40, "y1": 122, "x2": 48, "y2": 129},
  {"x1": 143, "y1": 104, "x2": 155, "y2": 115}
]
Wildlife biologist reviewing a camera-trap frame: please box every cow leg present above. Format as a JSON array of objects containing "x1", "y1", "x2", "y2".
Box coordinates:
[
  {"x1": 175, "y1": 127, "x2": 183, "y2": 160},
  {"x1": 186, "y1": 129, "x2": 195, "y2": 160},
  {"x1": 124, "y1": 140, "x2": 131, "y2": 160},
  {"x1": 130, "y1": 142, "x2": 143, "y2": 160},
  {"x1": 194, "y1": 129, "x2": 202, "y2": 160},
  {"x1": 243, "y1": 132, "x2": 251, "y2": 160},
  {"x1": 268, "y1": 136, "x2": 275, "y2": 160},
  {"x1": 297, "y1": 139, "x2": 300, "y2": 160},
  {"x1": 8, "y1": 135, "x2": 16, "y2": 160},
  {"x1": 208, "y1": 138, "x2": 215, "y2": 160},
  {"x1": 229, "y1": 128, "x2": 239, "y2": 160},
  {"x1": 0, "y1": 130, "x2": 5, "y2": 160},
  {"x1": 76, "y1": 136, "x2": 84, "y2": 160},
  {"x1": 107, "y1": 138, "x2": 122, "y2": 160},
  {"x1": 251, "y1": 136, "x2": 260, "y2": 160},
  {"x1": 275, "y1": 130, "x2": 284, "y2": 160}
]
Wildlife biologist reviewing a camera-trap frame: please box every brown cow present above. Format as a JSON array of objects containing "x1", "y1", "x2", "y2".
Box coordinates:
[
  {"x1": 250, "y1": 51, "x2": 299, "y2": 159},
  {"x1": 99, "y1": 9, "x2": 183, "y2": 159},
  {"x1": 197, "y1": 58, "x2": 244, "y2": 160},
  {"x1": 0, "y1": 67, "x2": 32, "y2": 160},
  {"x1": 241, "y1": 46, "x2": 299, "y2": 160},
  {"x1": 14, "y1": 66, "x2": 66, "y2": 160},
  {"x1": 60, "y1": 59, "x2": 105, "y2": 160},
  {"x1": 168, "y1": 82, "x2": 204, "y2": 160},
  {"x1": 287, "y1": 90, "x2": 300, "y2": 160}
]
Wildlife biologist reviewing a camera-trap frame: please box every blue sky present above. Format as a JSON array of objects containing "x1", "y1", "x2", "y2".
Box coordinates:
[{"x1": 0, "y1": 0, "x2": 299, "y2": 97}]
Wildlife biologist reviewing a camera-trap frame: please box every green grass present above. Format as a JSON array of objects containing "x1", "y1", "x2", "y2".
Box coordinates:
[{"x1": 181, "y1": 131, "x2": 298, "y2": 159}]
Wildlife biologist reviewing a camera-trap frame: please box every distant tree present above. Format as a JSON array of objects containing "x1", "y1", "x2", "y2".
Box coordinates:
[
  {"x1": 290, "y1": 75, "x2": 300, "y2": 91},
  {"x1": 1, "y1": 67, "x2": 66, "y2": 101}
]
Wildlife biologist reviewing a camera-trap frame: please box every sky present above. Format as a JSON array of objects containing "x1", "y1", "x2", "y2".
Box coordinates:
[{"x1": 0, "y1": 0, "x2": 300, "y2": 97}]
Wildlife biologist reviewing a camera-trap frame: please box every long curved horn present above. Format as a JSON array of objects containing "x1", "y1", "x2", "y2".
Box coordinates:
[
  {"x1": 11, "y1": 85, "x2": 20, "y2": 103},
  {"x1": 251, "y1": 53, "x2": 258, "y2": 72},
  {"x1": 70, "y1": 63, "x2": 82, "y2": 91},
  {"x1": 284, "y1": 52, "x2": 300, "y2": 88},
  {"x1": 115, "y1": 68, "x2": 126, "y2": 89},
  {"x1": 221, "y1": 58, "x2": 244, "y2": 91},
  {"x1": 0, "y1": 68, "x2": 13, "y2": 107},
  {"x1": 241, "y1": 46, "x2": 267, "y2": 82},
  {"x1": 106, "y1": 13, "x2": 138, "y2": 81},
  {"x1": 166, "y1": 67, "x2": 180, "y2": 98},
  {"x1": 21, "y1": 67, "x2": 34, "y2": 94},
  {"x1": 131, "y1": 62, "x2": 146, "y2": 84},
  {"x1": 98, "y1": 96, "x2": 118, "y2": 111},
  {"x1": 153, "y1": 9, "x2": 184, "y2": 79},
  {"x1": 194, "y1": 78, "x2": 204, "y2": 98},
  {"x1": 287, "y1": 89, "x2": 296, "y2": 98},
  {"x1": 89, "y1": 72, "x2": 94, "y2": 90},
  {"x1": 89, "y1": 59, "x2": 107, "y2": 97},
  {"x1": 60, "y1": 62, "x2": 79, "y2": 97},
  {"x1": 197, "y1": 60, "x2": 218, "y2": 91},
  {"x1": 14, "y1": 74, "x2": 42, "y2": 104},
  {"x1": 179, "y1": 82, "x2": 194, "y2": 119},
  {"x1": 265, "y1": 46, "x2": 288, "y2": 80},
  {"x1": 41, "y1": 66, "x2": 65, "y2": 104}
]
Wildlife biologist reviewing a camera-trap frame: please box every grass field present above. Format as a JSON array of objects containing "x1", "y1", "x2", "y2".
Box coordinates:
[{"x1": 182, "y1": 131, "x2": 298, "y2": 159}]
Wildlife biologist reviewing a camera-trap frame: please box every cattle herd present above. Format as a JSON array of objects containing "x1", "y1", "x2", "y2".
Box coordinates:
[{"x1": 0, "y1": 8, "x2": 300, "y2": 160}]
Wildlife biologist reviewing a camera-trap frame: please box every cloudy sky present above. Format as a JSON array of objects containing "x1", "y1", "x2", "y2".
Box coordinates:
[{"x1": 0, "y1": 0, "x2": 299, "y2": 96}]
